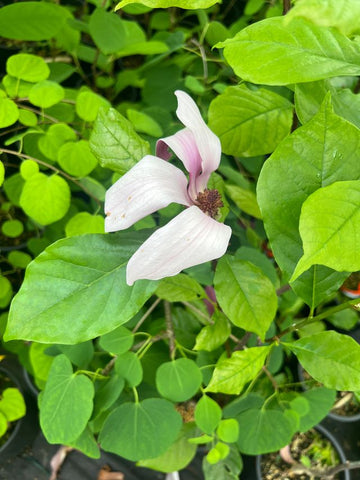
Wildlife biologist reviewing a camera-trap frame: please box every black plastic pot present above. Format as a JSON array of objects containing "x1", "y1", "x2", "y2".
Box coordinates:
[
  {"x1": 255, "y1": 424, "x2": 350, "y2": 480},
  {"x1": 0, "y1": 355, "x2": 39, "y2": 462}
]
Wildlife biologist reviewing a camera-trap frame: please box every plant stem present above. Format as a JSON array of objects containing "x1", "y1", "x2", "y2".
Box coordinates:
[
  {"x1": 282, "y1": 0, "x2": 291, "y2": 14},
  {"x1": 164, "y1": 301, "x2": 176, "y2": 359},
  {"x1": 132, "y1": 297, "x2": 161, "y2": 333},
  {"x1": 271, "y1": 297, "x2": 360, "y2": 340}
]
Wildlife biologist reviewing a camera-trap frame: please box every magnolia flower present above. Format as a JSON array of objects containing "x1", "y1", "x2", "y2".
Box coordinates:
[{"x1": 105, "y1": 90, "x2": 232, "y2": 285}]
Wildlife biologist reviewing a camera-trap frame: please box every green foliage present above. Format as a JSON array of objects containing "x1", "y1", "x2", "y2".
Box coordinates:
[
  {"x1": 2, "y1": 1, "x2": 360, "y2": 475},
  {"x1": 219, "y1": 16, "x2": 360, "y2": 85},
  {"x1": 5, "y1": 233, "x2": 157, "y2": 343},
  {"x1": 99, "y1": 398, "x2": 182, "y2": 460}
]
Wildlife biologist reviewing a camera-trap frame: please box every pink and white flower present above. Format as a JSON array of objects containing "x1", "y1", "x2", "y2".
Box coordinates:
[{"x1": 105, "y1": 90, "x2": 232, "y2": 286}]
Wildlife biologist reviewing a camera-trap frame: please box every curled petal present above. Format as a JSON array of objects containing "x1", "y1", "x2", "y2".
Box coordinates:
[
  {"x1": 126, "y1": 206, "x2": 232, "y2": 285},
  {"x1": 105, "y1": 155, "x2": 190, "y2": 232},
  {"x1": 156, "y1": 128, "x2": 201, "y2": 201},
  {"x1": 175, "y1": 90, "x2": 221, "y2": 191}
]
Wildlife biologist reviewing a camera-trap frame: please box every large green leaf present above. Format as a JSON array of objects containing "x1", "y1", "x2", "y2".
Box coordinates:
[
  {"x1": 206, "y1": 346, "x2": 271, "y2": 395},
  {"x1": 5, "y1": 233, "x2": 157, "y2": 343},
  {"x1": 0, "y1": 2, "x2": 69, "y2": 41},
  {"x1": 208, "y1": 85, "x2": 293, "y2": 157},
  {"x1": 89, "y1": 108, "x2": 150, "y2": 174},
  {"x1": 116, "y1": 0, "x2": 220, "y2": 9},
  {"x1": 285, "y1": 0, "x2": 360, "y2": 36},
  {"x1": 236, "y1": 408, "x2": 294, "y2": 454},
  {"x1": 285, "y1": 331, "x2": 360, "y2": 391},
  {"x1": 257, "y1": 97, "x2": 360, "y2": 301},
  {"x1": 99, "y1": 398, "x2": 182, "y2": 460},
  {"x1": 291, "y1": 181, "x2": 360, "y2": 280},
  {"x1": 218, "y1": 17, "x2": 360, "y2": 85},
  {"x1": 214, "y1": 256, "x2": 277, "y2": 340},
  {"x1": 40, "y1": 355, "x2": 94, "y2": 444},
  {"x1": 194, "y1": 311, "x2": 231, "y2": 352},
  {"x1": 57, "y1": 140, "x2": 98, "y2": 178}
]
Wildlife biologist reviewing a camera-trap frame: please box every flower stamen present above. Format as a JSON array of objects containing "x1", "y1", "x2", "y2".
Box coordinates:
[{"x1": 195, "y1": 189, "x2": 223, "y2": 218}]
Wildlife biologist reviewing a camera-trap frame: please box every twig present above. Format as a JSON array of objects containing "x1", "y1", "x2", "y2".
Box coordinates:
[
  {"x1": 164, "y1": 301, "x2": 176, "y2": 358},
  {"x1": 132, "y1": 297, "x2": 161, "y2": 333},
  {"x1": 0, "y1": 148, "x2": 102, "y2": 207},
  {"x1": 283, "y1": 0, "x2": 291, "y2": 14},
  {"x1": 289, "y1": 459, "x2": 360, "y2": 479}
]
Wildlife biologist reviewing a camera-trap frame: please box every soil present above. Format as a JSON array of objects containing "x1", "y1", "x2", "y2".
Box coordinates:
[{"x1": 260, "y1": 429, "x2": 341, "y2": 480}]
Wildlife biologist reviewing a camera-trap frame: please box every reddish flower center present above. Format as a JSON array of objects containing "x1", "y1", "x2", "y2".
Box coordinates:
[{"x1": 195, "y1": 189, "x2": 223, "y2": 218}]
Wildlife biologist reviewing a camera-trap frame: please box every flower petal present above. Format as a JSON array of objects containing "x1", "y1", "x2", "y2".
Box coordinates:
[
  {"x1": 175, "y1": 90, "x2": 221, "y2": 191},
  {"x1": 156, "y1": 128, "x2": 201, "y2": 201},
  {"x1": 105, "y1": 155, "x2": 190, "y2": 232},
  {"x1": 126, "y1": 206, "x2": 232, "y2": 285}
]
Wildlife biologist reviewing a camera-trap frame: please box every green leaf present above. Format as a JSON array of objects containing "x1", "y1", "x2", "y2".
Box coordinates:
[
  {"x1": 195, "y1": 395, "x2": 222, "y2": 434},
  {"x1": 99, "y1": 326, "x2": 134, "y2": 355},
  {"x1": 234, "y1": 246, "x2": 278, "y2": 287},
  {"x1": 206, "y1": 346, "x2": 271, "y2": 395},
  {"x1": 2, "y1": 219, "x2": 23, "y2": 238},
  {"x1": 90, "y1": 107, "x2": 150, "y2": 173},
  {"x1": 298, "y1": 388, "x2": 336, "y2": 432},
  {"x1": 0, "y1": 97, "x2": 19, "y2": 128},
  {"x1": 291, "y1": 181, "x2": 360, "y2": 280},
  {"x1": 194, "y1": 311, "x2": 231, "y2": 352},
  {"x1": 208, "y1": 85, "x2": 293, "y2": 157},
  {"x1": 285, "y1": 0, "x2": 360, "y2": 36},
  {"x1": 40, "y1": 355, "x2": 94, "y2": 444},
  {"x1": 225, "y1": 184, "x2": 262, "y2": 219},
  {"x1": 156, "y1": 274, "x2": 204, "y2": 302},
  {"x1": 0, "y1": 413, "x2": 7, "y2": 437},
  {"x1": 116, "y1": 0, "x2": 220, "y2": 9},
  {"x1": 257, "y1": 96, "x2": 360, "y2": 293},
  {"x1": 202, "y1": 445, "x2": 243, "y2": 480},
  {"x1": 5, "y1": 232, "x2": 158, "y2": 343},
  {"x1": 285, "y1": 331, "x2": 360, "y2": 391},
  {"x1": 290, "y1": 266, "x2": 349, "y2": 310},
  {"x1": 127, "y1": 109, "x2": 163, "y2": 137},
  {"x1": 89, "y1": 8, "x2": 126, "y2": 55},
  {"x1": 38, "y1": 123, "x2": 77, "y2": 162},
  {"x1": 20, "y1": 160, "x2": 39, "y2": 180},
  {"x1": 0, "y1": 3, "x2": 68, "y2": 41},
  {"x1": 218, "y1": 17, "x2": 360, "y2": 85},
  {"x1": 20, "y1": 173, "x2": 71, "y2": 225},
  {"x1": 115, "y1": 352, "x2": 143, "y2": 387},
  {"x1": 0, "y1": 388, "x2": 26, "y2": 422},
  {"x1": 65, "y1": 212, "x2": 104, "y2": 237},
  {"x1": 214, "y1": 256, "x2": 277, "y2": 340},
  {"x1": 99, "y1": 398, "x2": 182, "y2": 461},
  {"x1": 217, "y1": 418, "x2": 239, "y2": 443},
  {"x1": 29, "y1": 342, "x2": 54, "y2": 389},
  {"x1": 138, "y1": 423, "x2": 197, "y2": 473},
  {"x1": 6, "y1": 53, "x2": 50, "y2": 82},
  {"x1": 57, "y1": 140, "x2": 98, "y2": 177},
  {"x1": 28, "y1": 81, "x2": 64, "y2": 109},
  {"x1": 93, "y1": 374, "x2": 125, "y2": 417},
  {"x1": 68, "y1": 427, "x2": 100, "y2": 459},
  {"x1": 156, "y1": 358, "x2": 202, "y2": 402},
  {"x1": 58, "y1": 342, "x2": 94, "y2": 369},
  {"x1": 328, "y1": 309, "x2": 359, "y2": 330},
  {"x1": 76, "y1": 91, "x2": 110, "y2": 122},
  {"x1": 8, "y1": 251, "x2": 32, "y2": 269},
  {"x1": 236, "y1": 408, "x2": 294, "y2": 454}
]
